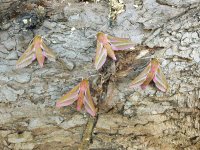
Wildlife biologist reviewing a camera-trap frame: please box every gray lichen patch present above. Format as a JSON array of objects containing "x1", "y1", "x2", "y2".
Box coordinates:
[
  {"x1": 7, "y1": 131, "x2": 33, "y2": 144},
  {"x1": 0, "y1": 86, "x2": 24, "y2": 102},
  {"x1": 0, "y1": 0, "x2": 200, "y2": 149}
]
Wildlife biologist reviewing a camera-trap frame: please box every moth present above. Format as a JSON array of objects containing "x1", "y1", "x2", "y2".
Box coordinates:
[
  {"x1": 56, "y1": 79, "x2": 97, "y2": 116},
  {"x1": 95, "y1": 32, "x2": 135, "y2": 70},
  {"x1": 16, "y1": 35, "x2": 56, "y2": 68},
  {"x1": 130, "y1": 58, "x2": 168, "y2": 92}
]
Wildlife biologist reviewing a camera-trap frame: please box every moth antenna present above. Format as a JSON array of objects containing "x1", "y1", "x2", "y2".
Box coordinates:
[
  {"x1": 64, "y1": 77, "x2": 84, "y2": 83},
  {"x1": 86, "y1": 33, "x2": 96, "y2": 39},
  {"x1": 41, "y1": 35, "x2": 51, "y2": 43},
  {"x1": 135, "y1": 50, "x2": 150, "y2": 59},
  {"x1": 157, "y1": 58, "x2": 166, "y2": 61},
  {"x1": 138, "y1": 56, "x2": 154, "y2": 60},
  {"x1": 40, "y1": 33, "x2": 49, "y2": 39},
  {"x1": 86, "y1": 23, "x2": 108, "y2": 39},
  {"x1": 16, "y1": 34, "x2": 35, "y2": 56},
  {"x1": 137, "y1": 55, "x2": 165, "y2": 60},
  {"x1": 87, "y1": 74, "x2": 99, "y2": 79},
  {"x1": 26, "y1": 35, "x2": 37, "y2": 46}
]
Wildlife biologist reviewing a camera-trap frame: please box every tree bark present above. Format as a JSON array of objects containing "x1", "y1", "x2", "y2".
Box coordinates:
[{"x1": 0, "y1": 0, "x2": 200, "y2": 149}]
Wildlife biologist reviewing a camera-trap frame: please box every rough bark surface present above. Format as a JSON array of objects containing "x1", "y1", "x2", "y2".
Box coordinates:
[{"x1": 0, "y1": 0, "x2": 200, "y2": 150}]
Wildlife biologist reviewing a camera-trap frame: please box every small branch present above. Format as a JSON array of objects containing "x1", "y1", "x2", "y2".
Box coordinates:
[{"x1": 78, "y1": 116, "x2": 98, "y2": 150}]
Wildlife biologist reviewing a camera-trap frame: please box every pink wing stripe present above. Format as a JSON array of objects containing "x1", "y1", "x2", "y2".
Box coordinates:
[
  {"x1": 141, "y1": 84, "x2": 147, "y2": 90},
  {"x1": 153, "y1": 75, "x2": 167, "y2": 92},
  {"x1": 42, "y1": 51, "x2": 46, "y2": 57},
  {"x1": 32, "y1": 55, "x2": 36, "y2": 61},
  {"x1": 83, "y1": 97, "x2": 96, "y2": 116},
  {"x1": 16, "y1": 54, "x2": 36, "y2": 68},
  {"x1": 95, "y1": 47, "x2": 107, "y2": 70},
  {"x1": 57, "y1": 89, "x2": 79, "y2": 102},
  {"x1": 111, "y1": 44, "x2": 135, "y2": 51},
  {"x1": 107, "y1": 35, "x2": 130, "y2": 42},
  {"x1": 108, "y1": 35, "x2": 134, "y2": 50},
  {"x1": 56, "y1": 85, "x2": 80, "y2": 108},
  {"x1": 153, "y1": 77, "x2": 165, "y2": 92},
  {"x1": 130, "y1": 63, "x2": 151, "y2": 89},
  {"x1": 109, "y1": 38, "x2": 130, "y2": 42},
  {"x1": 56, "y1": 98, "x2": 78, "y2": 108}
]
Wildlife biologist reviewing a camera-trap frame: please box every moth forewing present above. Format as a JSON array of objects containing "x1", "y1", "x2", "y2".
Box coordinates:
[
  {"x1": 130, "y1": 64, "x2": 151, "y2": 88},
  {"x1": 110, "y1": 42, "x2": 135, "y2": 51},
  {"x1": 56, "y1": 97, "x2": 78, "y2": 108},
  {"x1": 107, "y1": 35, "x2": 135, "y2": 51},
  {"x1": 95, "y1": 41, "x2": 107, "y2": 70},
  {"x1": 153, "y1": 67, "x2": 168, "y2": 92},
  {"x1": 107, "y1": 35, "x2": 130, "y2": 42},
  {"x1": 83, "y1": 97, "x2": 96, "y2": 117},
  {"x1": 16, "y1": 43, "x2": 35, "y2": 68},
  {"x1": 104, "y1": 44, "x2": 116, "y2": 60},
  {"x1": 83, "y1": 88, "x2": 96, "y2": 116},
  {"x1": 56, "y1": 84, "x2": 80, "y2": 108},
  {"x1": 41, "y1": 43, "x2": 56, "y2": 62},
  {"x1": 16, "y1": 54, "x2": 36, "y2": 69},
  {"x1": 95, "y1": 41, "x2": 102, "y2": 61}
]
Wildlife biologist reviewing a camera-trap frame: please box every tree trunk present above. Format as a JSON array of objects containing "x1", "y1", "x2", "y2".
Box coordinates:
[{"x1": 0, "y1": 0, "x2": 199, "y2": 149}]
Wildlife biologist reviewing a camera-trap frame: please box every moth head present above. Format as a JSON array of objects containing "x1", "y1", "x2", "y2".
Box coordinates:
[
  {"x1": 96, "y1": 32, "x2": 104, "y2": 36},
  {"x1": 80, "y1": 79, "x2": 89, "y2": 89},
  {"x1": 151, "y1": 58, "x2": 159, "y2": 63},
  {"x1": 97, "y1": 32, "x2": 108, "y2": 44},
  {"x1": 33, "y1": 35, "x2": 43, "y2": 44}
]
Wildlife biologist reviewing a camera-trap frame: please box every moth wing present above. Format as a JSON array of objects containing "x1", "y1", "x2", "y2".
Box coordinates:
[
  {"x1": 130, "y1": 64, "x2": 151, "y2": 88},
  {"x1": 104, "y1": 43, "x2": 116, "y2": 60},
  {"x1": 56, "y1": 84, "x2": 80, "y2": 108},
  {"x1": 107, "y1": 35, "x2": 135, "y2": 51},
  {"x1": 16, "y1": 43, "x2": 36, "y2": 68},
  {"x1": 95, "y1": 41, "x2": 107, "y2": 70},
  {"x1": 41, "y1": 43, "x2": 56, "y2": 62},
  {"x1": 35, "y1": 47, "x2": 45, "y2": 67},
  {"x1": 153, "y1": 67, "x2": 168, "y2": 92},
  {"x1": 83, "y1": 87, "x2": 96, "y2": 116}
]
